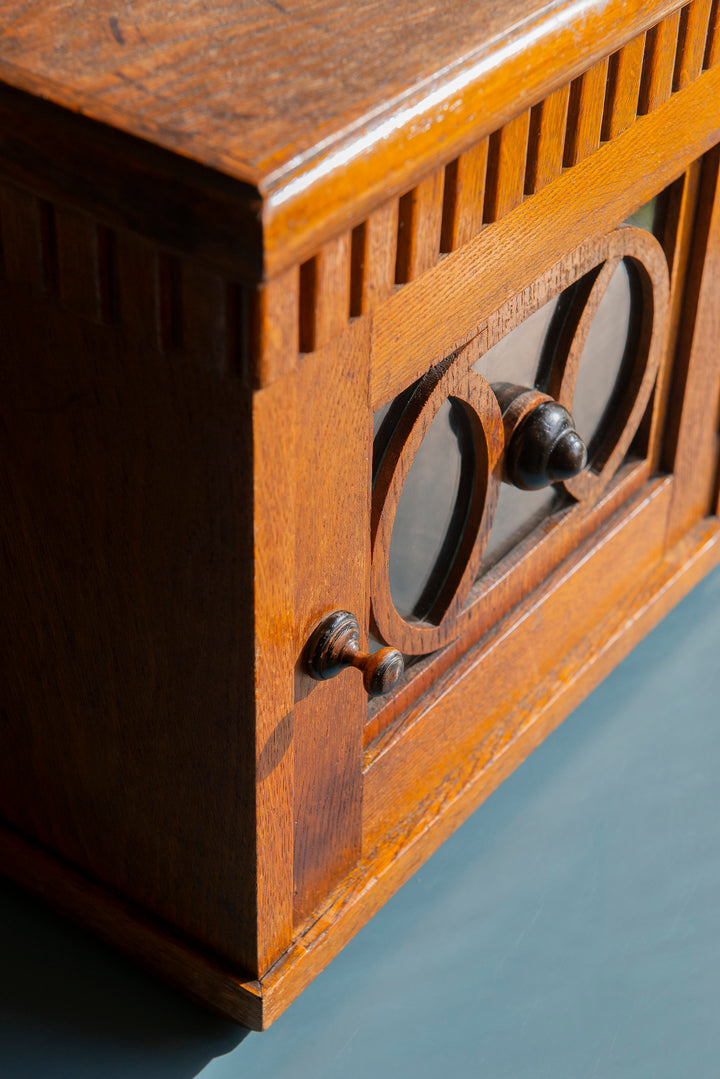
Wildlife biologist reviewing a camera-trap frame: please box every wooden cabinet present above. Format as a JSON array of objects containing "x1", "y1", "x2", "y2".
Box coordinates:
[{"x1": 1, "y1": 0, "x2": 720, "y2": 1030}]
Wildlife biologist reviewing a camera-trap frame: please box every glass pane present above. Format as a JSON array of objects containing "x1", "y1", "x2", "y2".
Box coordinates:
[
  {"x1": 571, "y1": 260, "x2": 633, "y2": 455},
  {"x1": 473, "y1": 295, "x2": 560, "y2": 386},
  {"x1": 624, "y1": 195, "x2": 658, "y2": 233},
  {"x1": 387, "y1": 399, "x2": 470, "y2": 622},
  {"x1": 481, "y1": 484, "x2": 563, "y2": 569}
]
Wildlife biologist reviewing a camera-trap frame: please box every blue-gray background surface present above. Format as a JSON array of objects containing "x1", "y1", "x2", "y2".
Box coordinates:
[{"x1": 2, "y1": 564, "x2": 720, "y2": 1079}]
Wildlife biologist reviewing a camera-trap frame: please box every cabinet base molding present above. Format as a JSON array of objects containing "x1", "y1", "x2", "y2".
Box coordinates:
[{"x1": 3, "y1": 515, "x2": 718, "y2": 1031}]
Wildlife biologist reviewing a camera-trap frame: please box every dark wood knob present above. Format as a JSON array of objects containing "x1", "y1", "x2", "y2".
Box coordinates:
[
  {"x1": 304, "y1": 610, "x2": 404, "y2": 697},
  {"x1": 491, "y1": 382, "x2": 587, "y2": 490}
]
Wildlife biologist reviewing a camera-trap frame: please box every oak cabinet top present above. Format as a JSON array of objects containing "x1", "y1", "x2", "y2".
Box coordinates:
[{"x1": 0, "y1": 0, "x2": 689, "y2": 271}]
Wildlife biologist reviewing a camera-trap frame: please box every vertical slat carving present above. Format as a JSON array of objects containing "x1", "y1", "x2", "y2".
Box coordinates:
[
  {"x1": 253, "y1": 265, "x2": 299, "y2": 386},
  {"x1": 55, "y1": 207, "x2": 112, "y2": 324},
  {"x1": 0, "y1": 184, "x2": 50, "y2": 289},
  {"x1": 705, "y1": 0, "x2": 720, "y2": 65},
  {"x1": 525, "y1": 85, "x2": 570, "y2": 195},
  {"x1": 638, "y1": 10, "x2": 681, "y2": 113},
  {"x1": 115, "y1": 230, "x2": 164, "y2": 352},
  {"x1": 674, "y1": 0, "x2": 713, "y2": 88},
  {"x1": 484, "y1": 109, "x2": 530, "y2": 222},
  {"x1": 180, "y1": 260, "x2": 229, "y2": 374},
  {"x1": 314, "y1": 232, "x2": 351, "y2": 347},
  {"x1": 602, "y1": 35, "x2": 645, "y2": 139},
  {"x1": 440, "y1": 140, "x2": 488, "y2": 251},
  {"x1": 563, "y1": 58, "x2": 609, "y2": 168},
  {"x1": 396, "y1": 170, "x2": 445, "y2": 283},
  {"x1": 350, "y1": 200, "x2": 399, "y2": 315}
]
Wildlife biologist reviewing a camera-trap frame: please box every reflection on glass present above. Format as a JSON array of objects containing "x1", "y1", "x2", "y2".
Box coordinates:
[
  {"x1": 387, "y1": 399, "x2": 468, "y2": 622},
  {"x1": 624, "y1": 195, "x2": 658, "y2": 233},
  {"x1": 571, "y1": 260, "x2": 632, "y2": 456},
  {"x1": 481, "y1": 484, "x2": 563, "y2": 569},
  {"x1": 473, "y1": 296, "x2": 560, "y2": 386}
]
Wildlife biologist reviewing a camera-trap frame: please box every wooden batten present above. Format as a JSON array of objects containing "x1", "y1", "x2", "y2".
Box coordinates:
[
  {"x1": 441, "y1": 140, "x2": 489, "y2": 251},
  {"x1": 563, "y1": 58, "x2": 609, "y2": 168},
  {"x1": 674, "y1": 0, "x2": 713, "y2": 88},
  {"x1": 602, "y1": 35, "x2": 645, "y2": 139},
  {"x1": 55, "y1": 207, "x2": 112, "y2": 324},
  {"x1": 638, "y1": 9, "x2": 682, "y2": 112},
  {"x1": 179, "y1": 260, "x2": 231, "y2": 375},
  {"x1": 115, "y1": 229, "x2": 166, "y2": 353},
  {"x1": 525, "y1": 86, "x2": 570, "y2": 195},
  {"x1": 0, "y1": 182, "x2": 50, "y2": 290},
  {"x1": 484, "y1": 110, "x2": 530, "y2": 222},
  {"x1": 705, "y1": 0, "x2": 720, "y2": 65},
  {"x1": 395, "y1": 170, "x2": 445, "y2": 283},
  {"x1": 350, "y1": 200, "x2": 399, "y2": 315}
]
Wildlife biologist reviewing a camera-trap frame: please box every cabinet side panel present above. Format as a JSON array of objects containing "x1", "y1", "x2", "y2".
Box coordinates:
[{"x1": 0, "y1": 240, "x2": 260, "y2": 972}]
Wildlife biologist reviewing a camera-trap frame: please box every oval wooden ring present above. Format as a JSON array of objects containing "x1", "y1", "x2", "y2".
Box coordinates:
[
  {"x1": 548, "y1": 227, "x2": 670, "y2": 501},
  {"x1": 370, "y1": 358, "x2": 504, "y2": 656}
]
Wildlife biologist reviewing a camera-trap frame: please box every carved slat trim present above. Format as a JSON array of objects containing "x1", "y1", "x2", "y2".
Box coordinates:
[
  {"x1": 674, "y1": 0, "x2": 713, "y2": 87},
  {"x1": 602, "y1": 35, "x2": 646, "y2": 139},
  {"x1": 350, "y1": 201, "x2": 399, "y2": 315},
  {"x1": 395, "y1": 170, "x2": 445, "y2": 283},
  {"x1": 261, "y1": 5, "x2": 713, "y2": 375},
  {"x1": 441, "y1": 141, "x2": 489, "y2": 252},
  {"x1": 0, "y1": 184, "x2": 51, "y2": 290},
  {"x1": 484, "y1": 110, "x2": 531, "y2": 222},
  {"x1": 705, "y1": 0, "x2": 720, "y2": 65},
  {"x1": 525, "y1": 85, "x2": 570, "y2": 195},
  {"x1": 638, "y1": 9, "x2": 682, "y2": 113},
  {"x1": 115, "y1": 229, "x2": 165, "y2": 353},
  {"x1": 564, "y1": 58, "x2": 609, "y2": 167},
  {"x1": 0, "y1": 2, "x2": 715, "y2": 385},
  {"x1": 55, "y1": 207, "x2": 112, "y2": 325}
]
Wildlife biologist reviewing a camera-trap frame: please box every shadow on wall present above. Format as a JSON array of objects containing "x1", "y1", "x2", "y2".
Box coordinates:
[{"x1": 0, "y1": 876, "x2": 247, "y2": 1079}]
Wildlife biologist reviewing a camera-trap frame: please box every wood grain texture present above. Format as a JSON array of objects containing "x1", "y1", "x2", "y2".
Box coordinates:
[
  {"x1": 261, "y1": 516, "x2": 720, "y2": 1029},
  {"x1": 441, "y1": 141, "x2": 489, "y2": 251},
  {"x1": 525, "y1": 85, "x2": 570, "y2": 195},
  {"x1": 115, "y1": 229, "x2": 165, "y2": 353},
  {"x1": 602, "y1": 34, "x2": 645, "y2": 139},
  {"x1": 705, "y1": 0, "x2": 720, "y2": 65},
  {"x1": 313, "y1": 232, "x2": 352, "y2": 348},
  {"x1": 179, "y1": 260, "x2": 231, "y2": 375},
  {"x1": 350, "y1": 201, "x2": 398, "y2": 315},
  {"x1": 563, "y1": 58, "x2": 609, "y2": 167},
  {"x1": 370, "y1": 60, "x2": 720, "y2": 408},
  {"x1": 291, "y1": 320, "x2": 371, "y2": 928},
  {"x1": 0, "y1": 182, "x2": 50, "y2": 289},
  {"x1": 674, "y1": 0, "x2": 713, "y2": 88},
  {"x1": 484, "y1": 110, "x2": 531, "y2": 222},
  {"x1": 664, "y1": 144, "x2": 720, "y2": 546},
  {"x1": 55, "y1": 207, "x2": 111, "y2": 324},
  {"x1": 252, "y1": 377, "x2": 296, "y2": 972},
  {"x1": 638, "y1": 9, "x2": 682, "y2": 113},
  {"x1": 0, "y1": 277, "x2": 262, "y2": 973},
  {"x1": 395, "y1": 170, "x2": 444, "y2": 283},
  {"x1": 6, "y1": 505, "x2": 720, "y2": 1029},
  {"x1": 252, "y1": 266, "x2": 299, "y2": 387},
  {"x1": 646, "y1": 162, "x2": 703, "y2": 470},
  {"x1": 365, "y1": 480, "x2": 672, "y2": 848}
]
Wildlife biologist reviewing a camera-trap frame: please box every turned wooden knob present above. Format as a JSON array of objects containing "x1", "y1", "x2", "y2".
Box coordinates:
[
  {"x1": 491, "y1": 382, "x2": 587, "y2": 491},
  {"x1": 304, "y1": 610, "x2": 404, "y2": 697}
]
